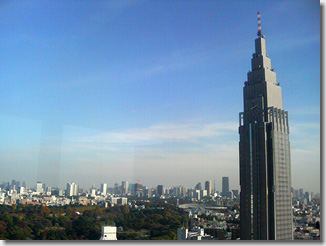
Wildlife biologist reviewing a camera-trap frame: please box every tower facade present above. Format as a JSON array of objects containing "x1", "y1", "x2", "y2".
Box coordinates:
[
  {"x1": 222, "y1": 177, "x2": 229, "y2": 197},
  {"x1": 101, "y1": 183, "x2": 108, "y2": 196},
  {"x1": 239, "y1": 14, "x2": 292, "y2": 240},
  {"x1": 66, "y1": 182, "x2": 78, "y2": 197},
  {"x1": 205, "y1": 181, "x2": 212, "y2": 196}
]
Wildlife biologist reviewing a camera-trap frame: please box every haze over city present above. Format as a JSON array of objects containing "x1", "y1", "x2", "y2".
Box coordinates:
[{"x1": 0, "y1": 1, "x2": 320, "y2": 193}]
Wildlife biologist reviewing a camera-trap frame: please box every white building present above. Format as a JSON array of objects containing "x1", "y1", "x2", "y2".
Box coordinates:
[
  {"x1": 19, "y1": 187, "x2": 25, "y2": 194},
  {"x1": 36, "y1": 182, "x2": 43, "y2": 193},
  {"x1": 194, "y1": 190, "x2": 201, "y2": 200},
  {"x1": 100, "y1": 226, "x2": 117, "y2": 240},
  {"x1": 200, "y1": 190, "x2": 207, "y2": 198},
  {"x1": 111, "y1": 197, "x2": 127, "y2": 206},
  {"x1": 177, "y1": 227, "x2": 213, "y2": 240},
  {"x1": 101, "y1": 183, "x2": 107, "y2": 196},
  {"x1": 66, "y1": 182, "x2": 78, "y2": 197}
]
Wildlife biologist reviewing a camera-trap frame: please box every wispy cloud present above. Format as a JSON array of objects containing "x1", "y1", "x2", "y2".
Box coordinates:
[
  {"x1": 291, "y1": 122, "x2": 320, "y2": 133},
  {"x1": 72, "y1": 121, "x2": 238, "y2": 145}
]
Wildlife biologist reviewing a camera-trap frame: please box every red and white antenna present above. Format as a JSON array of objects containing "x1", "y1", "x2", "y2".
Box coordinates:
[{"x1": 257, "y1": 11, "x2": 262, "y2": 37}]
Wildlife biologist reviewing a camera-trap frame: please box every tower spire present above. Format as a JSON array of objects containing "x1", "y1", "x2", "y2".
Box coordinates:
[{"x1": 257, "y1": 11, "x2": 263, "y2": 37}]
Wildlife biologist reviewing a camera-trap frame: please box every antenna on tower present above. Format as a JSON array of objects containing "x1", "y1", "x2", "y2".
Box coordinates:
[{"x1": 257, "y1": 11, "x2": 263, "y2": 37}]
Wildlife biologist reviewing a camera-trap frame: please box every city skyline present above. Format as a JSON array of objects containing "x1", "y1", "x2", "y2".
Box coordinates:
[
  {"x1": 1, "y1": 177, "x2": 317, "y2": 198},
  {"x1": 0, "y1": 1, "x2": 320, "y2": 193}
]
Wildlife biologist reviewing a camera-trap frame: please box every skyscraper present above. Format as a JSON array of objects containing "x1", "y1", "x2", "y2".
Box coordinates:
[
  {"x1": 101, "y1": 183, "x2": 107, "y2": 196},
  {"x1": 222, "y1": 177, "x2": 229, "y2": 197},
  {"x1": 205, "y1": 181, "x2": 212, "y2": 196},
  {"x1": 66, "y1": 182, "x2": 79, "y2": 197},
  {"x1": 122, "y1": 181, "x2": 129, "y2": 195},
  {"x1": 157, "y1": 185, "x2": 164, "y2": 197},
  {"x1": 239, "y1": 13, "x2": 292, "y2": 240},
  {"x1": 194, "y1": 182, "x2": 202, "y2": 190},
  {"x1": 36, "y1": 182, "x2": 43, "y2": 193}
]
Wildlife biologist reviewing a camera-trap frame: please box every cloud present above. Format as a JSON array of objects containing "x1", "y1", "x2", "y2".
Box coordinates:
[
  {"x1": 72, "y1": 121, "x2": 238, "y2": 145},
  {"x1": 290, "y1": 122, "x2": 320, "y2": 133}
]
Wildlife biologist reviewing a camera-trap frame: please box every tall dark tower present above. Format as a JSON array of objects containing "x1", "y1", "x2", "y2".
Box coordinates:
[{"x1": 239, "y1": 12, "x2": 292, "y2": 240}]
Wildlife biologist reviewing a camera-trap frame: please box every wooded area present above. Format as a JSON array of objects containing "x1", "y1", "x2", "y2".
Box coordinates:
[{"x1": 0, "y1": 200, "x2": 189, "y2": 240}]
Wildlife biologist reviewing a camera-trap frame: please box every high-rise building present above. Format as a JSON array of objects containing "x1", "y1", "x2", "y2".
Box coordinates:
[
  {"x1": 46, "y1": 186, "x2": 52, "y2": 196},
  {"x1": 200, "y1": 189, "x2": 207, "y2": 198},
  {"x1": 239, "y1": 13, "x2": 292, "y2": 240},
  {"x1": 194, "y1": 182, "x2": 202, "y2": 190},
  {"x1": 121, "y1": 181, "x2": 128, "y2": 195},
  {"x1": 222, "y1": 177, "x2": 229, "y2": 197},
  {"x1": 205, "y1": 181, "x2": 212, "y2": 196},
  {"x1": 157, "y1": 185, "x2": 164, "y2": 197},
  {"x1": 101, "y1": 183, "x2": 107, "y2": 196},
  {"x1": 36, "y1": 182, "x2": 43, "y2": 193},
  {"x1": 232, "y1": 189, "x2": 239, "y2": 198},
  {"x1": 66, "y1": 182, "x2": 79, "y2": 197}
]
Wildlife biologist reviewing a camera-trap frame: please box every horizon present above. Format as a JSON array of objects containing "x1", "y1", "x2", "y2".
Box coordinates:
[{"x1": 0, "y1": 1, "x2": 320, "y2": 193}]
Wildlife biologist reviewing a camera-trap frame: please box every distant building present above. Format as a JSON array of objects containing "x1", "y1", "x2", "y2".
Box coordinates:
[
  {"x1": 178, "y1": 227, "x2": 213, "y2": 240},
  {"x1": 135, "y1": 183, "x2": 143, "y2": 197},
  {"x1": 121, "y1": 181, "x2": 128, "y2": 195},
  {"x1": 101, "y1": 183, "x2": 107, "y2": 196},
  {"x1": 227, "y1": 191, "x2": 233, "y2": 199},
  {"x1": 143, "y1": 187, "x2": 151, "y2": 198},
  {"x1": 111, "y1": 197, "x2": 127, "y2": 206},
  {"x1": 232, "y1": 189, "x2": 239, "y2": 198},
  {"x1": 19, "y1": 187, "x2": 25, "y2": 194},
  {"x1": 128, "y1": 183, "x2": 136, "y2": 196},
  {"x1": 195, "y1": 182, "x2": 202, "y2": 190},
  {"x1": 200, "y1": 189, "x2": 207, "y2": 198},
  {"x1": 66, "y1": 182, "x2": 78, "y2": 197},
  {"x1": 46, "y1": 186, "x2": 52, "y2": 196},
  {"x1": 78, "y1": 197, "x2": 90, "y2": 206},
  {"x1": 100, "y1": 226, "x2": 117, "y2": 240},
  {"x1": 204, "y1": 228, "x2": 227, "y2": 240},
  {"x1": 205, "y1": 181, "x2": 212, "y2": 196},
  {"x1": 58, "y1": 189, "x2": 63, "y2": 196},
  {"x1": 304, "y1": 192, "x2": 311, "y2": 202},
  {"x1": 222, "y1": 177, "x2": 229, "y2": 197},
  {"x1": 194, "y1": 190, "x2": 201, "y2": 200},
  {"x1": 157, "y1": 185, "x2": 164, "y2": 197},
  {"x1": 36, "y1": 182, "x2": 43, "y2": 193}
]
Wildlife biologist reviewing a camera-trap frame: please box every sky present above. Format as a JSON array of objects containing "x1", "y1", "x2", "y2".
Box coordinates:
[{"x1": 0, "y1": 0, "x2": 320, "y2": 193}]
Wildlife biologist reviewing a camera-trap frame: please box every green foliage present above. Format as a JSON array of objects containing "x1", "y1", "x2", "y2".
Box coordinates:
[{"x1": 0, "y1": 200, "x2": 188, "y2": 240}]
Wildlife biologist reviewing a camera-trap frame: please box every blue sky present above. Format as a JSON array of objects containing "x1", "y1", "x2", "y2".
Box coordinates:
[{"x1": 0, "y1": 0, "x2": 320, "y2": 193}]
